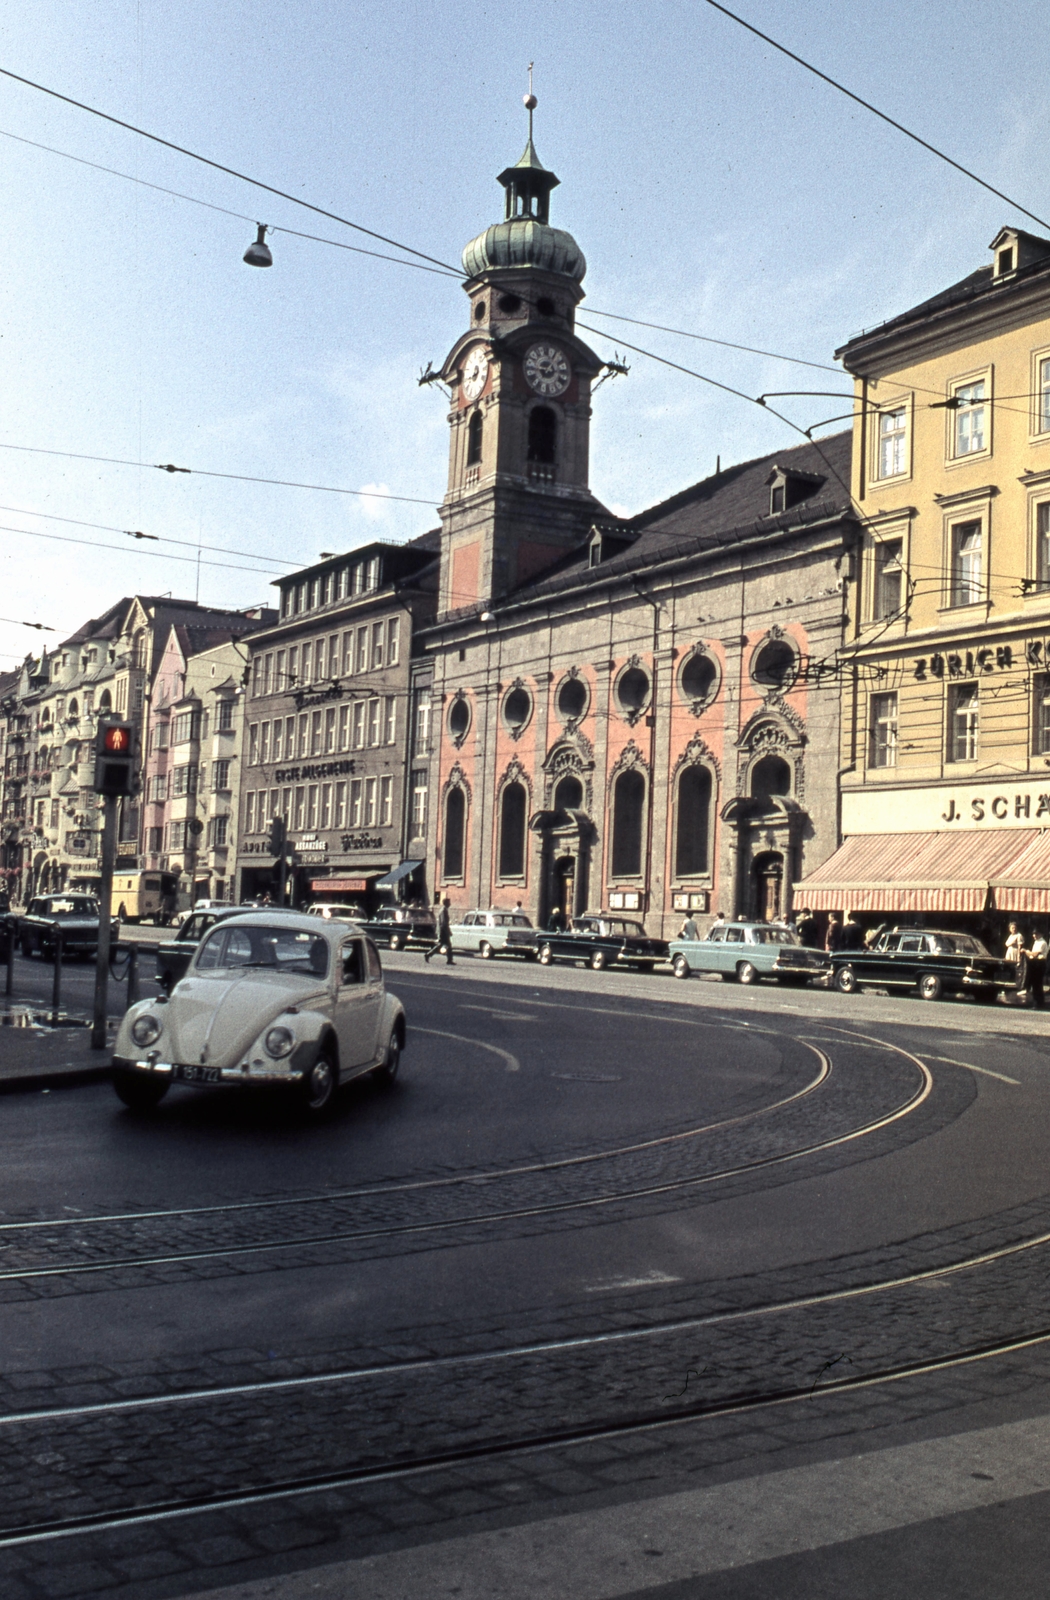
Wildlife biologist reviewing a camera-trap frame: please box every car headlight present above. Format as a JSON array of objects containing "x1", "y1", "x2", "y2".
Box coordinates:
[
  {"x1": 264, "y1": 1025, "x2": 296, "y2": 1059},
  {"x1": 131, "y1": 1014, "x2": 162, "y2": 1047}
]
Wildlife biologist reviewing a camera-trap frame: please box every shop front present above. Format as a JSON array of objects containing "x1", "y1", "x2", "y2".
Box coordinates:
[{"x1": 796, "y1": 777, "x2": 1050, "y2": 946}]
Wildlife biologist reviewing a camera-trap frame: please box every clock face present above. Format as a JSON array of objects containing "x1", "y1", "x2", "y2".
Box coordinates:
[
  {"x1": 524, "y1": 343, "x2": 571, "y2": 397},
  {"x1": 461, "y1": 347, "x2": 489, "y2": 402}
]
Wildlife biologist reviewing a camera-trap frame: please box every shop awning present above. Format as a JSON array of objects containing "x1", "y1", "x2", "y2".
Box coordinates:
[
  {"x1": 373, "y1": 859, "x2": 423, "y2": 890},
  {"x1": 989, "y1": 832, "x2": 1050, "y2": 913},
  {"x1": 794, "y1": 830, "x2": 1043, "y2": 912}
]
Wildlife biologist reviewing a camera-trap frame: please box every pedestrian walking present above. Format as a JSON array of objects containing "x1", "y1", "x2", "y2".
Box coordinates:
[
  {"x1": 679, "y1": 914, "x2": 699, "y2": 940},
  {"x1": 797, "y1": 907, "x2": 820, "y2": 948},
  {"x1": 1026, "y1": 927, "x2": 1047, "y2": 1009},
  {"x1": 825, "y1": 915, "x2": 844, "y2": 952},
  {"x1": 1005, "y1": 920, "x2": 1027, "y2": 1001},
  {"x1": 841, "y1": 914, "x2": 864, "y2": 951},
  {"x1": 547, "y1": 905, "x2": 566, "y2": 933},
  {"x1": 423, "y1": 898, "x2": 455, "y2": 965},
  {"x1": 711, "y1": 909, "x2": 726, "y2": 931}
]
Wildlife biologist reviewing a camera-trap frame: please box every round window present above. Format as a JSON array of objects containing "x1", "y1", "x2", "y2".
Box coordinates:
[
  {"x1": 474, "y1": 301, "x2": 486, "y2": 322},
  {"x1": 503, "y1": 685, "x2": 532, "y2": 732},
  {"x1": 448, "y1": 697, "x2": 470, "y2": 738},
  {"x1": 616, "y1": 666, "x2": 651, "y2": 715},
  {"x1": 680, "y1": 652, "x2": 717, "y2": 706},
  {"x1": 557, "y1": 674, "x2": 588, "y2": 721},
  {"x1": 752, "y1": 639, "x2": 797, "y2": 691},
  {"x1": 498, "y1": 293, "x2": 522, "y2": 314}
]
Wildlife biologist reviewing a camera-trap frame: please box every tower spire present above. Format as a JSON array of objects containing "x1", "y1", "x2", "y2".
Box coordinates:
[{"x1": 525, "y1": 63, "x2": 536, "y2": 143}]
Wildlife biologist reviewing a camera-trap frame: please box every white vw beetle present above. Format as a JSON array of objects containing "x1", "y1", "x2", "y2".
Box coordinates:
[{"x1": 111, "y1": 911, "x2": 406, "y2": 1115}]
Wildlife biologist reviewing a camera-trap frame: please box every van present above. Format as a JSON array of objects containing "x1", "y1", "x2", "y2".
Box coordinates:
[{"x1": 111, "y1": 871, "x2": 178, "y2": 925}]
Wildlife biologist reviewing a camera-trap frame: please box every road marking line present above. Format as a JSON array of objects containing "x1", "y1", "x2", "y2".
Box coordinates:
[
  {"x1": 416, "y1": 1026, "x2": 520, "y2": 1072},
  {"x1": 925, "y1": 1054, "x2": 1020, "y2": 1085},
  {"x1": 458, "y1": 1004, "x2": 538, "y2": 1021},
  {"x1": 584, "y1": 1270, "x2": 681, "y2": 1292}
]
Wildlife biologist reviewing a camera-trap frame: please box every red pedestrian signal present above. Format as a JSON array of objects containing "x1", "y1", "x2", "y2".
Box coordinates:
[{"x1": 93, "y1": 719, "x2": 138, "y2": 796}]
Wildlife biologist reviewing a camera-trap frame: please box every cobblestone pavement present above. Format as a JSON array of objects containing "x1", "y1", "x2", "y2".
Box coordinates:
[{"x1": 2, "y1": 968, "x2": 1050, "y2": 1596}]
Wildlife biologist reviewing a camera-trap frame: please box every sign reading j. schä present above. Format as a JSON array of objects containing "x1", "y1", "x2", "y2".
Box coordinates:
[{"x1": 844, "y1": 780, "x2": 1050, "y2": 835}]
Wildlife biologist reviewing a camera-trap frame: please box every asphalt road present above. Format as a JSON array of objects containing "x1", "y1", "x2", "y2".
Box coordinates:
[{"x1": 4, "y1": 952, "x2": 1050, "y2": 1597}]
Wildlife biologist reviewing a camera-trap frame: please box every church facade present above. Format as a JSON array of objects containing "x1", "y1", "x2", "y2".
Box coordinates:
[{"x1": 421, "y1": 127, "x2": 860, "y2": 935}]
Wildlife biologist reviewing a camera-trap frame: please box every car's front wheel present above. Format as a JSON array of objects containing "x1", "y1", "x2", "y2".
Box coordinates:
[
  {"x1": 672, "y1": 953, "x2": 691, "y2": 980},
  {"x1": 834, "y1": 964, "x2": 858, "y2": 994},
  {"x1": 299, "y1": 1045, "x2": 338, "y2": 1113},
  {"x1": 113, "y1": 1069, "x2": 170, "y2": 1111},
  {"x1": 374, "y1": 1028, "x2": 401, "y2": 1085}
]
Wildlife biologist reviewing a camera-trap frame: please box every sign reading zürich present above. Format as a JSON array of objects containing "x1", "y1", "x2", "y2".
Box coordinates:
[{"x1": 844, "y1": 779, "x2": 1050, "y2": 834}]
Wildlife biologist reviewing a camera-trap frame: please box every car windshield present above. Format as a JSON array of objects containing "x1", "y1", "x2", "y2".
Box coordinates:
[
  {"x1": 750, "y1": 927, "x2": 798, "y2": 945},
  {"x1": 196, "y1": 924, "x2": 330, "y2": 976},
  {"x1": 41, "y1": 897, "x2": 98, "y2": 918}
]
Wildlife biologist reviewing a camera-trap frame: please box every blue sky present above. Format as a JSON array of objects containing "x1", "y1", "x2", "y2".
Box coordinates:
[{"x1": 0, "y1": 0, "x2": 1045, "y2": 665}]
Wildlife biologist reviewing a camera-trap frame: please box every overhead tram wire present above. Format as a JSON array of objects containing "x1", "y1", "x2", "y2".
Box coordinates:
[
  {"x1": 581, "y1": 308, "x2": 843, "y2": 374},
  {"x1": 0, "y1": 504, "x2": 291, "y2": 569},
  {"x1": 0, "y1": 442, "x2": 440, "y2": 510},
  {"x1": 0, "y1": 66, "x2": 463, "y2": 276},
  {"x1": 0, "y1": 521, "x2": 295, "y2": 579},
  {"x1": 700, "y1": 0, "x2": 1050, "y2": 235}
]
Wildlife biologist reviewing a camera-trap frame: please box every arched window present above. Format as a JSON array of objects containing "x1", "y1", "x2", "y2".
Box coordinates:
[
  {"x1": 444, "y1": 787, "x2": 466, "y2": 878},
  {"x1": 498, "y1": 782, "x2": 527, "y2": 878},
  {"x1": 675, "y1": 766, "x2": 712, "y2": 877},
  {"x1": 466, "y1": 410, "x2": 483, "y2": 466},
  {"x1": 527, "y1": 407, "x2": 556, "y2": 464},
  {"x1": 553, "y1": 773, "x2": 583, "y2": 812},
  {"x1": 750, "y1": 753, "x2": 792, "y2": 803},
  {"x1": 99, "y1": 690, "x2": 112, "y2": 713},
  {"x1": 611, "y1": 768, "x2": 645, "y2": 877}
]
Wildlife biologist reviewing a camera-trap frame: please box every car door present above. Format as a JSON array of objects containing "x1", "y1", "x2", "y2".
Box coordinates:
[
  {"x1": 891, "y1": 933, "x2": 925, "y2": 985},
  {"x1": 335, "y1": 937, "x2": 384, "y2": 1069},
  {"x1": 723, "y1": 925, "x2": 746, "y2": 974}
]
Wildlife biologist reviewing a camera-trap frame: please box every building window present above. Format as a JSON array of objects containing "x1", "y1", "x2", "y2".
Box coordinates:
[
  {"x1": 217, "y1": 699, "x2": 234, "y2": 732},
  {"x1": 356, "y1": 627, "x2": 368, "y2": 674},
  {"x1": 1036, "y1": 678, "x2": 1050, "y2": 755},
  {"x1": 213, "y1": 760, "x2": 231, "y2": 791},
  {"x1": 443, "y1": 787, "x2": 466, "y2": 877},
  {"x1": 953, "y1": 380, "x2": 987, "y2": 457},
  {"x1": 379, "y1": 774, "x2": 392, "y2": 826},
  {"x1": 870, "y1": 692, "x2": 898, "y2": 768},
  {"x1": 950, "y1": 520, "x2": 983, "y2": 606},
  {"x1": 467, "y1": 409, "x2": 483, "y2": 466},
  {"x1": 352, "y1": 701, "x2": 365, "y2": 749},
  {"x1": 372, "y1": 621, "x2": 384, "y2": 669},
  {"x1": 320, "y1": 783, "x2": 332, "y2": 829},
  {"x1": 411, "y1": 769, "x2": 428, "y2": 833},
  {"x1": 498, "y1": 781, "x2": 527, "y2": 878},
  {"x1": 611, "y1": 768, "x2": 645, "y2": 877},
  {"x1": 750, "y1": 754, "x2": 792, "y2": 803},
  {"x1": 287, "y1": 646, "x2": 298, "y2": 686},
  {"x1": 259, "y1": 723, "x2": 271, "y2": 765},
  {"x1": 334, "y1": 781, "x2": 347, "y2": 828},
  {"x1": 527, "y1": 407, "x2": 556, "y2": 464},
  {"x1": 949, "y1": 683, "x2": 979, "y2": 762},
  {"x1": 350, "y1": 778, "x2": 363, "y2": 827},
  {"x1": 674, "y1": 766, "x2": 711, "y2": 877},
  {"x1": 1036, "y1": 503, "x2": 1050, "y2": 590},
  {"x1": 172, "y1": 764, "x2": 198, "y2": 797},
  {"x1": 325, "y1": 708, "x2": 336, "y2": 753},
  {"x1": 338, "y1": 704, "x2": 350, "y2": 750},
  {"x1": 364, "y1": 776, "x2": 377, "y2": 826},
  {"x1": 366, "y1": 557, "x2": 380, "y2": 590},
  {"x1": 367, "y1": 698, "x2": 381, "y2": 747},
  {"x1": 306, "y1": 786, "x2": 318, "y2": 829},
  {"x1": 386, "y1": 617, "x2": 400, "y2": 667},
  {"x1": 1039, "y1": 357, "x2": 1050, "y2": 435},
  {"x1": 878, "y1": 407, "x2": 907, "y2": 478},
  {"x1": 173, "y1": 710, "x2": 199, "y2": 744},
  {"x1": 310, "y1": 711, "x2": 323, "y2": 755},
  {"x1": 873, "y1": 539, "x2": 904, "y2": 620},
  {"x1": 294, "y1": 787, "x2": 306, "y2": 829},
  {"x1": 147, "y1": 826, "x2": 163, "y2": 852},
  {"x1": 414, "y1": 694, "x2": 431, "y2": 755},
  {"x1": 213, "y1": 815, "x2": 229, "y2": 847},
  {"x1": 272, "y1": 720, "x2": 283, "y2": 763},
  {"x1": 384, "y1": 696, "x2": 396, "y2": 744}
]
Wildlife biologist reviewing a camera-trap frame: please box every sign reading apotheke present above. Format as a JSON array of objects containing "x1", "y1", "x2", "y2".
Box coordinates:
[{"x1": 844, "y1": 779, "x2": 1050, "y2": 835}]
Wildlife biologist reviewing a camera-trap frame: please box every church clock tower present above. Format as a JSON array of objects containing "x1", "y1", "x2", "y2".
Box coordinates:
[{"x1": 436, "y1": 107, "x2": 607, "y2": 614}]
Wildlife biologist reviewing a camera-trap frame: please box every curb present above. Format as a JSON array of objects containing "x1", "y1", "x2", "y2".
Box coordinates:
[{"x1": 0, "y1": 1064, "x2": 113, "y2": 1096}]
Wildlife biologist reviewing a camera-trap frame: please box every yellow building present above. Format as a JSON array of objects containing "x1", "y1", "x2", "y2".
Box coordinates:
[{"x1": 797, "y1": 227, "x2": 1050, "y2": 931}]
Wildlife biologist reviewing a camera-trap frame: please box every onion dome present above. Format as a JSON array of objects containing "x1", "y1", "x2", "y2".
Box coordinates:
[{"x1": 461, "y1": 137, "x2": 586, "y2": 284}]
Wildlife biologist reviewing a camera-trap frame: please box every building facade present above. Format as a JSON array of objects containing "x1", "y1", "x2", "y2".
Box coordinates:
[
  {"x1": 235, "y1": 537, "x2": 438, "y2": 907},
  {"x1": 422, "y1": 131, "x2": 858, "y2": 935},
  {"x1": 798, "y1": 226, "x2": 1050, "y2": 935}
]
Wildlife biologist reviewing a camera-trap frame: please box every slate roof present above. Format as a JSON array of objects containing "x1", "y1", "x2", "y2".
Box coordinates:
[{"x1": 506, "y1": 431, "x2": 854, "y2": 607}]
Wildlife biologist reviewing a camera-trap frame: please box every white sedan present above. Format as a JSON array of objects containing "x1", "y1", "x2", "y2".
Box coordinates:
[{"x1": 111, "y1": 911, "x2": 406, "y2": 1115}]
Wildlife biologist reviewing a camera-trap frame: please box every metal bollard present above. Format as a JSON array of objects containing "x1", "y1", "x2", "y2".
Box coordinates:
[
  {"x1": 51, "y1": 928, "x2": 62, "y2": 1019},
  {"x1": 126, "y1": 944, "x2": 140, "y2": 1011}
]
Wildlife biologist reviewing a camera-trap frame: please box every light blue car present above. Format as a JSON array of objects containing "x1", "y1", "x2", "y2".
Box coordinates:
[
  {"x1": 449, "y1": 910, "x2": 538, "y2": 960},
  {"x1": 668, "y1": 921, "x2": 830, "y2": 986}
]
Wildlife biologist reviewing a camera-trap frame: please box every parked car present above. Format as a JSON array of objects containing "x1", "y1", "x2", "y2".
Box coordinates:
[
  {"x1": 668, "y1": 921, "x2": 831, "y2": 985},
  {"x1": 305, "y1": 903, "x2": 367, "y2": 923},
  {"x1": 111, "y1": 911, "x2": 405, "y2": 1114},
  {"x1": 450, "y1": 909, "x2": 538, "y2": 959},
  {"x1": 830, "y1": 928, "x2": 1008, "y2": 1001},
  {"x1": 155, "y1": 905, "x2": 251, "y2": 992},
  {"x1": 18, "y1": 895, "x2": 117, "y2": 960},
  {"x1": 361, "y1": 904, "x2": 437, "y2": 951},
  {"x1": 537, "y1": 914, "x2": 669, "y2": 972}
]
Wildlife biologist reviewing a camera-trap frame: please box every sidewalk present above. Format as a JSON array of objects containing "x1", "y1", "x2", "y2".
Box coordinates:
[{"x1": 0, "y1": 1011, "x2": 115, "y2": 1093}]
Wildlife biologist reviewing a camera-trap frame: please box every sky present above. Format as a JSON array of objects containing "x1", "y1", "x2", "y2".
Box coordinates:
[{"x1": 0, "y1": 0, "x2": 1046, "y2": 668}]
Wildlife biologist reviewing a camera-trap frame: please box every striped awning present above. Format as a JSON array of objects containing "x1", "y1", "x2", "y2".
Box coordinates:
[{"x1": 794, "y1": 830, "x2": 1047, "y2": 913}]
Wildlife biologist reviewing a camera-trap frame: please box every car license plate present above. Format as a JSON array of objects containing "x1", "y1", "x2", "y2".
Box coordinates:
[{"x1": 174, "y1": 1063, "x2": 223, "y2": 1085}]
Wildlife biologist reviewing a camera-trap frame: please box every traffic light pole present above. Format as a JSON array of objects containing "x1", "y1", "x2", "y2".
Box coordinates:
[{"x1": 91, "y1": 794, "x2": 118, "y2": 1050}]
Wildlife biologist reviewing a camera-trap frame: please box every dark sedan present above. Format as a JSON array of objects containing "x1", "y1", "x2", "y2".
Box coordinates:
[
  {"x1": 536, "y1": 914, "x2": 669, "y2": 973},
  {"x1": 17, "y1": 895, "x2": 116, "y2": 960},
  {"x1": 831, "y1": 928, "x2": 1009, "y2": 1002},
  {"x1": 360, "y1": 905, "x2": 437, "y2": 951},
  {"x1": 156, "y1": 906, "x2": 247, "y2": 991}
]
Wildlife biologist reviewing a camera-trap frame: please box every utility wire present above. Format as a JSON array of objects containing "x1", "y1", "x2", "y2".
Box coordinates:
[
  {"x1": 0, "y1": 442, "x2": 439, "y2": 508},
  {"x1": 701, "y1": 0, "x2": 1050, "y2": 233},
  {"x1": 0, "y1": 521, "x2": 287, "y2": 578},
  {"x1": 581, "y1": 308, "x2": 843, "y2": 373},
  {"x1": 0, "y1": 503, "x2": 292, "y2": 568},
  {"x1": 0, "y1": 64, "x2": 462, "y2": 275},
  {"x1": 0, "y1": 128, "x2": 461, "y2": 280}
]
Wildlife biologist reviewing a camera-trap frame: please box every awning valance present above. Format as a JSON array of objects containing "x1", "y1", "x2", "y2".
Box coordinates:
[{"x1": 794, "y1": 830, "x2": 1048, "y2": 912}]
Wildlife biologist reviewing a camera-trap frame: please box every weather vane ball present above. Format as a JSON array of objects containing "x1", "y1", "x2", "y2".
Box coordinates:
[{"x1": 524, "y1": 92, "x2": 537, "y2": 110}]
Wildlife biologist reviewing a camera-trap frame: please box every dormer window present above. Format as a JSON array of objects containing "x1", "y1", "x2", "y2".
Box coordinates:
[
  {"x1": 989, "y1": 225, "x2": 1050, "y2": 278},
  {"x1": 997, "y1": 247, "x2": 1014, "y2": 276},
  {"x1": 589, "y1": 531, "x2": 603, "y2": 567},
  {"x1": 766, "y1": 466, "x2": 824, "y2": 517}
]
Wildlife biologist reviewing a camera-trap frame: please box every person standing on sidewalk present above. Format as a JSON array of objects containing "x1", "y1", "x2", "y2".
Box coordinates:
[
  {"x1": 1005, "y1": 921, "x2": 1027, "y2": 1003},
  {"x1": 424, "y1": 898, "x2": 455, "y2": 965},
  {"x1": 1025, "y1": 927, "x2": 1047, "y2": 1009}
]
